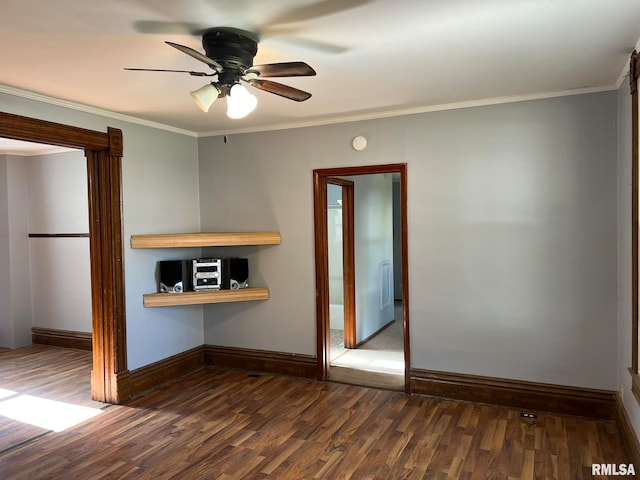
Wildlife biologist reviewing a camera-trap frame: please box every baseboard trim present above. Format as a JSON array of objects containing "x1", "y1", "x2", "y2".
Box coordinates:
[
  {"x1": 121, "y1": 345, "x2": 622, "y2": 421},
  {"x1": 114, "y1": 369, "x2": 131, "y2": 404},
  {"x1": 128, "y1": 346, "x2": 204, "y2": 399},
  {"x1": 615, "y1": 393, "x2": 640, "y2": 466},
  {"x1": 204, "y1": 345, "x2": 316, "y2": 379},
  {"x1": 411, "y1": 368, "x2": 616, "y2": 420},
  {"x1": 31, "y1": 327, "x2": 92, "y2": 351}
]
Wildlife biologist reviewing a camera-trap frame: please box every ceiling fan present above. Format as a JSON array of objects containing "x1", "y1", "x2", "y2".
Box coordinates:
[{"x1": 125, "y1": 27, "x2": 316, "y2": 119}]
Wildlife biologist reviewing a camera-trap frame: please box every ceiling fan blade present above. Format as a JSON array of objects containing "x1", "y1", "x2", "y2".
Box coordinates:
[
  {"x1": 124, "y1": 68, "x2": 214, "y2": 77},
  {"x1": 165, "y1": 41, "x2": 224, "y2": 72},
  {"x1": 248, "y1": 79, "x2": 312, "y2": 102},
  {"x1": 133, "y1": 20, "x2": 209, "y2": 35},
  {"x1": 246, "y1": 62, "x2": 316, "y2": 78},
  {"x1": 265, "y1": 0, "x2": 373, "y2": 25},
  {"x1": 272, "y1": 36, "x2": 349, "y2": 54}
]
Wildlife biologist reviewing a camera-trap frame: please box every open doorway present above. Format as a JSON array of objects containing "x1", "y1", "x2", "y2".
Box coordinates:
[
  {"x1": 0, "y1": 141, "x2": 92, "y2": 350},
  {"x1": 327, "y1": 174, "x2": 404, "y2": 390},
  {"x1": 0, "y1": 112, "x2": 127, "y2": 404},
  {"x1": 314, "y1": 163, "x2": 410, "y2": 392}
]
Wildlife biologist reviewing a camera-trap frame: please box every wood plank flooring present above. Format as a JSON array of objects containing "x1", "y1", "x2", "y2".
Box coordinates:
[
  {"x1": 0, "y1": 346, "x2": 107, "y2": 455},
  {"x1": 0, "y1": 346, "x2": 632, "y2": 479}
]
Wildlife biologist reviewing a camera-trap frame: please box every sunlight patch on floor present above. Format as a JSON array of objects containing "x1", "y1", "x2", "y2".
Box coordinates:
[
  {"x1": 371, "y1": 359, "x2": 404, "y2": 372},
  {"x1": 332, "y1": 349, "x2": 404, "y2": 375},
  {"x1": 0, "y1": 388, "x2": 17, "y2": 400},
  {"x1": 0, "y1": 393, "x2": 103, "y2": 432}
]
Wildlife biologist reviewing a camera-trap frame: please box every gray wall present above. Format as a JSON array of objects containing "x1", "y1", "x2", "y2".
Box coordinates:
[
  {"x1": 0, "y1": 92, "x2": 203, "y2": 369},
  {"x1": 200, "y1": 91, "x2": 618, "y2": 390},
  {"x1": 0, "y1": 88, "x2": 620, "y2": 393}
]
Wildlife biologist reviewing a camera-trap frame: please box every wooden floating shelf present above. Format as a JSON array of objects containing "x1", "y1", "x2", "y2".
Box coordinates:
[
  {"x1": 143, "y1": 288, "x2": 269, "y2": 308},
  {"x1": 131, "y1": 232, "x2": 281, "y2": 249}
]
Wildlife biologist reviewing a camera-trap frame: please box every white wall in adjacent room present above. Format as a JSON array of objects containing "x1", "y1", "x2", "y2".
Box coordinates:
[
  {"x1": 27, "y1": 150, "x2": 88, "y2": 233},
  {"x1": 7, "y1": 156, "x2": 31, "y2": 347},
  {"x1": 27, "y1": 150, "x2": 92, "y2": 333},
  {"x1": 0, "y1": 156, "x2": 12, "y2": 347},
  {"x1": 0, "y1": 155, "x2": 31, "y2": 348},
  {"x1": 351, "y1": 174, "x2": 395, "y2": 342}
]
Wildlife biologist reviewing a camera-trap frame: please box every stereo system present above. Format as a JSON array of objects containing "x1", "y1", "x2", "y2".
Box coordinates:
[
  {"x1": 158, "y1": 258, "x2": 248, "y2": 293},
  {"x1": 192, "y1": 258, "x2": 222, "y2": 291}
]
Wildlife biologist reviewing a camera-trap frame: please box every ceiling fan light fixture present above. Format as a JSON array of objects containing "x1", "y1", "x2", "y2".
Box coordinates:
[
  {"x1": 190, "y1": 83, "x2": 221, "y2": 112},
  {"x1": 226, "y1": 83, "x2": 257, "y2": 119},
  {"x1": 127, "y1": 28, "x2": 315, "y2": 119}
]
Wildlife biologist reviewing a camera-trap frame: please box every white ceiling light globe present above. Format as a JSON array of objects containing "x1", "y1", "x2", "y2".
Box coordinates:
[{"x1": 226, "y1": 84, "x2": 257, "y2": 119}]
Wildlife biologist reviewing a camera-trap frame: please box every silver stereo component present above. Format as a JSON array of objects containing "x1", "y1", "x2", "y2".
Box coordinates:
[{"x1": 192, "y1": 258, "x2": 222, "y2": 291}]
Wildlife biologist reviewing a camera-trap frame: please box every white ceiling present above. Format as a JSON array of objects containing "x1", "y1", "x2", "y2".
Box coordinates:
[
  {"x1": 0, "y1": 138, "x2": 77, "y2": 156},
  {"x1": 1, "y1": 0, "x2": 640, "y2": 136}
]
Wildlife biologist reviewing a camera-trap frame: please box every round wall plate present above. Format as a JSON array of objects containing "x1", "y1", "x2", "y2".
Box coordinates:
[{"x1": 352, "y1": 135, "x2": 367, "y2": 151}]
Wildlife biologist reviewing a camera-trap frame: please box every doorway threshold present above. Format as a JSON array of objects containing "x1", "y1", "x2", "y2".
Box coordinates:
[{"x1": 328, "y1": 366, "x2": 404, "y2": 391}]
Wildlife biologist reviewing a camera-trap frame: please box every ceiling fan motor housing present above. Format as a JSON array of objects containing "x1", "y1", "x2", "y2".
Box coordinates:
[{"x1": 202, "y1": 28, "x2": 258, "y2": 84}]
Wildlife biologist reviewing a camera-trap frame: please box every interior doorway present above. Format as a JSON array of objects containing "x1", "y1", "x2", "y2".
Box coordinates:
[
  {"x1": 0, "y1": 112, "x2": 127, "y2": 404},
  {"x1": 314, "y1": 163, "x2": 410, "y2": 392},
  {"x1": 0, "y1": 143, "x2": 91, "y2": 348}
]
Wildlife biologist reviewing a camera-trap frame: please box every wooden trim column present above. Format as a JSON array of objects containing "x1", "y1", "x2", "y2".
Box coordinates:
[
  {"x1": 327, "y1": 177, "x2": 356, "y2": 349},
  {"x1": 313, "y1": 171, "x2": 331, "y2": 380},
  {"x1": 631, "y1": 51, "x2": 639, "y2": 374},
  {"x1": 399, "y1": 165, "x2": 411, "y2": 391},
  {"x1": 87, "y1": 128, "x2": 128, "y2": 402}
]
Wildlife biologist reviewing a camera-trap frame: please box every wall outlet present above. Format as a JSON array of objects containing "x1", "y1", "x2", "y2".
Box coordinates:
[{"x1": 619, "y1": 385, "x2": 624, "y2": 400}]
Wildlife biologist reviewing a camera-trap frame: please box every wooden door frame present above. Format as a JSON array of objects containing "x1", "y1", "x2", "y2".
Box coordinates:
[
  {"x1": 0, "y1": 111, "x2": 129, "y2": 404},
  {"x1": 327, "y1": 177, "x2": 356, "y2": 349},
  {"x1": 314, "y1": 163, "x2": 411, "y2": 392}
]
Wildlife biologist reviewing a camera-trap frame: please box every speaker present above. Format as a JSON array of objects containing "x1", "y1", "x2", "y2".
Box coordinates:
[
  {"x1": 158, "y1": 260, "x2": 193, "y2": 293},
  {"x1": 222, "y1": 258, "x2": 249, "y2": 289}
]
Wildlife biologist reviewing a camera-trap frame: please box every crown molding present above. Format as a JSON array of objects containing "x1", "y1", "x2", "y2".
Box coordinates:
[
  {"x1": 197, "y1": 84, "x2": 618, "y2": 137},
  {"x1": 0, "y1": 82, "x2": 619, "y2": 140},
  {"x1": 0, "y1": 84, "x2": 198, "y2": 137}
]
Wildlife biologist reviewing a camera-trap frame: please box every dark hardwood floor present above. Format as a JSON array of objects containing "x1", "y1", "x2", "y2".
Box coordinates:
[{"x1": 0, "y1": 346, "x2": 631, "y2": 479}]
